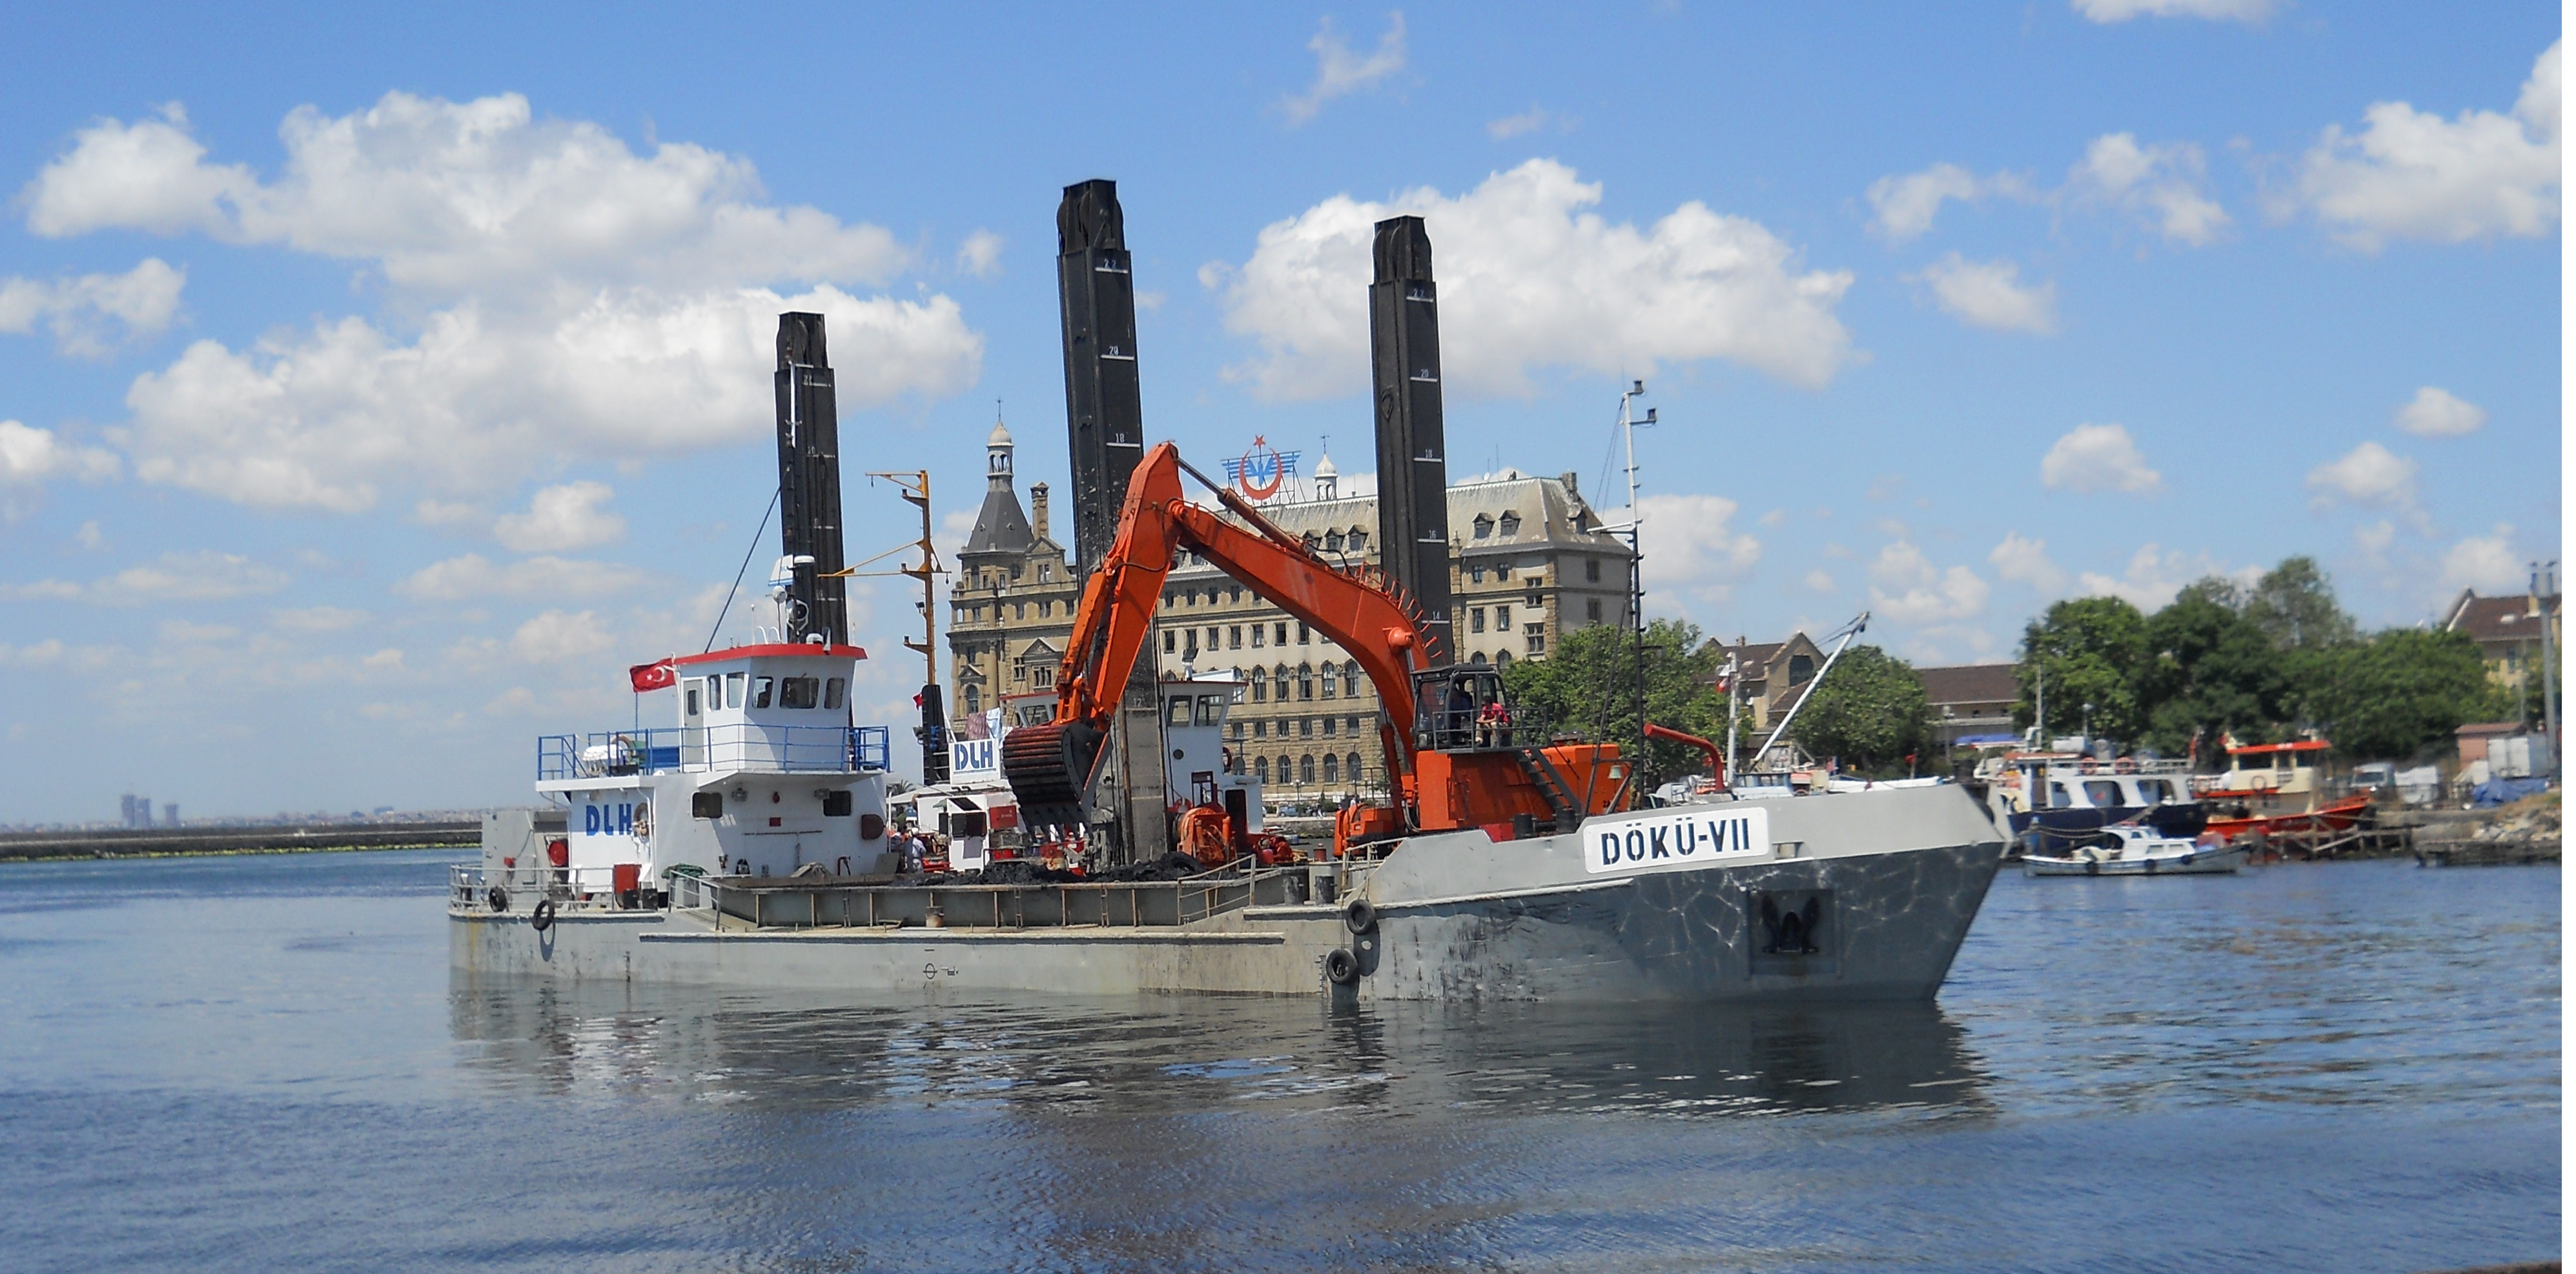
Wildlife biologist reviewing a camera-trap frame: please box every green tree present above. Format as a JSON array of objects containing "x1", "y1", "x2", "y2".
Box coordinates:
[
  {"x1": 2016, "y1": 596, "x2": 2151, "y2": 744},
  {"x1": 1792, "y1": 645, "x2": 1931, "y2": 776},
  {"x1": 2296, "y1": 627, "x2": 2489, "y2": 760},
  {"x1": 2139, "y1": 576, "x2": 2286, "y2": 758},
  {"x1": 2244, "y1": 556, "x2": 2358, "y2": 651},
  {"x1": 1502, "y1": 617, "x2": 1721, "y2": 780}
]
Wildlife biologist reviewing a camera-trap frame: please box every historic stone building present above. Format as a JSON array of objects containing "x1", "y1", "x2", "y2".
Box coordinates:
[
  {"x1": 946, "y1": 430, "x2": 1635, "y2": 809},
  {"x1": 946, "y1": 420, "x2": 1083, "y2": 725}
]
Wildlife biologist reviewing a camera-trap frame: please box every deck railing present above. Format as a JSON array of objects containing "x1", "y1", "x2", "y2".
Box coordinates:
[{"x1": 537, "y1": 724, "x2": 891, "y2": 780}]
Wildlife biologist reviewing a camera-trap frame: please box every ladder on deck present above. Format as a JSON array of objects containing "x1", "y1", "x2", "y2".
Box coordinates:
[{"x1": 1515, "y1": 747, "x2": 1583, "y2": 833}]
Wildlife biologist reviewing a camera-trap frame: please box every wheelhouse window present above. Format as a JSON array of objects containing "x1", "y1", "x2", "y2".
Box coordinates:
[
  {"x1": 824, "y1": 678, "x2": 845, "y2": 710},
  {"x1": 780, "y1": 676, "x2": 819, "y2": 709},
  {"x1": 685, "y1": 686, "x2": 702, "y2": 717},
  {"x1": 725, "y1": 672, "x2": 746, "y2": 709},
  {"x1": 751, "y1": 676, "x2": 775, "y2": 709},
  {"x1": 1167, "y1": 698, "x2": 1192, "y2": 727}
]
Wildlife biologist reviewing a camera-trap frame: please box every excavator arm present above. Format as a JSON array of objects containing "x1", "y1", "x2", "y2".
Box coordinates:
[{"x1": 1003, "y1": 442, "x2": 1433, "y2": 829}]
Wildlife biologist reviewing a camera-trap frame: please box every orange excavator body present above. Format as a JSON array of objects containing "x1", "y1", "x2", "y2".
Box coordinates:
[{"x1": 1003, "y1": 442, "x2": 1629, "y2": 853}]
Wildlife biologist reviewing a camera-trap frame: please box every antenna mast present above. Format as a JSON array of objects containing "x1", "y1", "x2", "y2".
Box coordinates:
[{"x1": 1615, "y1": 381, "x2": 1656, "y2": 777}]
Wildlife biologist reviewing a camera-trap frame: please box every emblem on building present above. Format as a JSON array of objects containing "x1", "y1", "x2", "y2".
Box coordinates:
[{"x1": 1222, "y1": 436, "x2": 1300, "y2": 503}]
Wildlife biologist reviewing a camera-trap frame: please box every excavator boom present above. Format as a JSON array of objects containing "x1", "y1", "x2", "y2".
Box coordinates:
[{"x1": 1004, "y1": 443, "x2": 1431, "y2": 829}]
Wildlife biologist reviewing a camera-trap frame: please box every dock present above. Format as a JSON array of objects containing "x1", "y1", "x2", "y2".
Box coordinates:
[{"x1": 0, "y1": 820, "x2": 481, "y2": 862}]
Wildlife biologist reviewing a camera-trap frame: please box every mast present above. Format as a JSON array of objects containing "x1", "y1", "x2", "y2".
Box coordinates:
[
  {"x1": 871, "y1": 470, "x2": 949, "y2": 785},
  {"x1": 1368, "y1": 215, "x2": 1454, "y2": 665},
  {"x1": 1614, "y1": 381, "x2": 1654, "y2": 775},
  {"x1": 1056, "y1": 179, "x2": 1166, "y2": 863},
  {"x1": 773, "y1": 313, "x2": 847, "y2": 645}
]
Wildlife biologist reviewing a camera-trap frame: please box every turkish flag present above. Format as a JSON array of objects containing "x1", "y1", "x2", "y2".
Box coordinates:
[{"x1": 629, "y1": 659, "x2": 677, "y2": 692}]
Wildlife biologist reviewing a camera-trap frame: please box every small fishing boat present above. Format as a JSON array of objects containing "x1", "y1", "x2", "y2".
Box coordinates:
[
  {"x1": 2193, "y1": 741, "x2": 2372, "y2": 841},
  {"x1": 2023, "y1": 824, "x2": 2248, "y2": 876}
]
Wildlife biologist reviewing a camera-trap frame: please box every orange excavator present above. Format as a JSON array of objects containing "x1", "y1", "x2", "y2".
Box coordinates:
[{"x1": 1003, "y1": 442, "x2": 1632, "y2": 856}]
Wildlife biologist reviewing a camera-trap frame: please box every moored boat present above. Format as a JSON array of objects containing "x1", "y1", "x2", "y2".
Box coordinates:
[{"x1": 2024, "y1": 824, "x2": 2248, "y2": 876}]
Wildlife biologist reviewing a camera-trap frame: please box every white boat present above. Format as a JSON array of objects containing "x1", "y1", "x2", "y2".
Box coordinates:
[{"x1": 2023, "y1": 824, "x2": 2247, "y2": 876}]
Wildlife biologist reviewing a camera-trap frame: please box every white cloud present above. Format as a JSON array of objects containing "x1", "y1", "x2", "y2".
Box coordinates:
[
  {"x1": 2392, "y1": 385, "x2": 2488, "y2": 437},
  {"x1": 2293, "y1": 42, "x2": 2559, "y2": 250},
  {"x1": 1487, "y1": 106, "x2": 1562, "y2": 140},
  {"x1": 509, "y1": 609, "x2": 611, "y2": 664},
  {"x1": 26, "y1": 94, "x2": 983, "y2": 512},
  {"x1": 956, "y1": 229, "x2": 1003, "y2": 278},
  {"x1": 1280, "y1": 12, "x2": 1407, "y2": 126},
  {"x1": 2353, "y1": 519, "x2": 2397, "y2": 569},
  {"x1": 494, "y1": 480, "x2": 626, "y2": 552},
  {"x1": 25, "y1": 92, "x2": 906, "y2": 292},
  {"x1": 119, "y1": 283, "x2": 979, "y2": 512},
  {"x1": 1989, "y1": 532, "x2": 2070, "y2": 592},
  {"x1": 1869, "y1": 541, "x2": 1990, "y2": 623},
  {"x1": 1914, "y1": 253, "x2": 2057, "y2": 334},
  {"x1": 2070, "y1": 0, "x2": 2278, "y2": 22},
  {"x1": 1802, "y1": 569, "x2": 1835, "y2": 593},
  {"x1": 2440, "y1": 525, "x2": 2525, "y2": 593},
  {"x1": 1209, "y1": 159, "x2": 1855, "y2": 399},
  {"x1": 271, "y1": 605, "x2": 370, "y2": 632},
  {"x1": 1634, "y1": 492, "x2": 1761, "y2": 610},
  {"x1": 0, "y1": 420, "x2": 120, "y2": 485},
  {"x1": 0, "y1": 638, "x2": 119, "y2": 671},
  {"x1": 2304, "y1": 440, "x2": 2418, "y2": 509},
  {"x1": 1866, "y1": 163, "x2": 1980, "y2": 240},
  {"x1": 394, "y1": 552, "x2": 649, "y2": 602},
  {"x1": 2069, "y1": 134, "x2": 2229, "y2": 245},
  {"x1": 0, "y1": 258, "x2": 185, "y2": 355},
  {"x1": 2078, "y1": 544, "x2": 2243, "y2": 610},
  {"x1": 2, "y1": 551, "x2": 289, "y2": 604},
  {"x1": 2041, "y1": 423, "x2": 2162, "y2": 494}
]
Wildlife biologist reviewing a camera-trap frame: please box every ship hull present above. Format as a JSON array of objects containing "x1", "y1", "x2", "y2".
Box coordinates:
[{"x1": 451, "y1": 785, "x2": 2006, "y2": 1004}]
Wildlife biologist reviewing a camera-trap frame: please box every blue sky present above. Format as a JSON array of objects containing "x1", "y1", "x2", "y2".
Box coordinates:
[{"x1": 0, "y1": 1, "x2": 2559, "y2": 821}]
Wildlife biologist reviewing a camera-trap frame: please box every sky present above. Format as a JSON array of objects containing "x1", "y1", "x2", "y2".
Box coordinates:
[{"x1": 0, "y1": 1, "x2": 2561, "y2": 822}]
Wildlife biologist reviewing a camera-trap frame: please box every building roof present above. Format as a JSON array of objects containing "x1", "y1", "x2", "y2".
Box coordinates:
[
  {"x1": 1917, "y1": 663, "x2": 2019, "y2": 707},
  {"x1": 2442, "y1": 590, "x2": 2561, "y2": 644},
  {"x1": 961, "y1": 485, "x2": 1034, "y2": 557}
]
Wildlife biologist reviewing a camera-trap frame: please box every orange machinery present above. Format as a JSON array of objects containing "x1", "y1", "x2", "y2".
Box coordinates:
[{"x1": 1002, "y1": 442, "x2": 1630, "y2": 854}]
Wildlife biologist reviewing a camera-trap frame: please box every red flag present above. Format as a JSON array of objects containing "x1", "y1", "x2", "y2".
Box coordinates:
[
  {"x1": 629, "y1": 659, "x2": 677, "y2": 692},
  {"x1": 912, "y1": 692, "x2": 925, "y2": 707}
]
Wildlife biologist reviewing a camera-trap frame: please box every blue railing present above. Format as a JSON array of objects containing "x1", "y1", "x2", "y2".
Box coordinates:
[{"x1": 538, "y1": 724, "x2": 894, "y2": 780}]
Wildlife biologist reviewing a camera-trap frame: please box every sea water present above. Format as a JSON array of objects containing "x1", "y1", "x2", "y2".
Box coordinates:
[{"x1": 0, "y1": 848, "x2": 2557, "y2": 1271}]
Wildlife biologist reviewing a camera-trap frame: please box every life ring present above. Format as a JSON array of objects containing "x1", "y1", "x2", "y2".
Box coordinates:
[
  {"x1": 1324, "y1": 947, "x2": 1361, "y2": 986},
  {"x1": 531, "y1": 898, "x2": 557, "y2": 932},
  {"x1": 1342, "y1": 897, "x2": 1377, "y2": 935},
  {"x1": 486, "y1": 885, "x2": 509, "y2": 913}
]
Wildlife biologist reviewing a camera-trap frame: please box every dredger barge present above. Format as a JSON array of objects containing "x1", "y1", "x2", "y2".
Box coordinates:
[{"x1": 449, "y1": 183, "x2": 2005, "y2": 1002}]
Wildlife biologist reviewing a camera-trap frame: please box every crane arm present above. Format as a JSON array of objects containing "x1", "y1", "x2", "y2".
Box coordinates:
[{"x1": 1005, "y1": 442, "x2": 1431, "y2": 829}]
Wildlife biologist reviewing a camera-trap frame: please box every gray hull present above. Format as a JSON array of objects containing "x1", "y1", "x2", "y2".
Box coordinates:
[{"x1": 451, "y1": 785, "x2": 2005, "y2": 1004}]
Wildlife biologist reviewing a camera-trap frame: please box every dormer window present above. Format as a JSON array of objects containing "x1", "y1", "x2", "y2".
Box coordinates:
[
  {"x1": 1473, "y1": 514, "x2": 1494, "y2": 540},
  {"x1": 1325, "y1": 530, "x2": 1345, "y2": 552},
  {"x1": 1349, "y1": 529, "x2": 1368, "y2": 552},
  {"x1": 1498, "y1": 511, "x2": 1521, "y2": 538}
]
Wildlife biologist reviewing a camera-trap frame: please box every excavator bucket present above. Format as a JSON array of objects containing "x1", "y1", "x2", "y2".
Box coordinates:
[{"x1": 1001, "y1": 718, "x2": 1107, "y2": 832}]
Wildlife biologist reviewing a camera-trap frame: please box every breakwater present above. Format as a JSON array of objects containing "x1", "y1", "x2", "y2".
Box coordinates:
[{"x1": 0, "y1": 820, "x2": 480, "y2": 862}]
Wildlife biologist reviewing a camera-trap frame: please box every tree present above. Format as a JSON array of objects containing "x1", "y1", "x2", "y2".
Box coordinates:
[
  {"x1": 2140, "y1": 576, "x2": 2286, "y2": 759},
  {"x1": 2244, "y1": 556, "x2": 2357, "y2": 651},
  {"x1": 2296, "y1": 627, "x2": 2490, "y2": 761},
  {"x1": 1793, "y1": 645, "x2": 1930, "y2": 777},
  {"x1": 1502, "y1": 618, "x2": 1722, "y2": 780},
  {"x1": 2016, "y1": 596, "x2": 2150, "y2": 744}
]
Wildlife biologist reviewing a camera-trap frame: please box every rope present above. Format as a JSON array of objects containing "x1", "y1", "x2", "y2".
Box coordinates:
[{"x1": 703, "y1": 489, "x2": 781, "y2": 653}]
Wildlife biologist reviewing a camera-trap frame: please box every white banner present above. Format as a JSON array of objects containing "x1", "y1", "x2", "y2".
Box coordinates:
[{"x1": 1584, "y1": 805, "x2": 1772, "y2": 875}]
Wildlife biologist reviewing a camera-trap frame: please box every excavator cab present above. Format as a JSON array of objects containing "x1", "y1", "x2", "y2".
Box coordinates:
[{"x1": 1413, "y1": 667, "x2": 1517, "y2": 753}]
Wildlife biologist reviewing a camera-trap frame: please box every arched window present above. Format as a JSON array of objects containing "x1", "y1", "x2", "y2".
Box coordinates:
[
  {"x1": 1342, "y1": 661, "x2": 1360, "y2": 697},
  {"x1": 1296, "y1": 662, "x2": 1315, "y2": 700},
  {"x1": 1471, "y1": 652, "x2": 1489, "y2": 666},
  {"x1": 1299, "y1": 754, "x2": 1316, "y2": 784},
  {"x1": 1273, "y1": 663, "x2": 1291, "y2": 700},
  {"x1": 1318, "y1": 661, "x2": 1336, "y2": 699},
  {"x1": 1255, "y1": 756, "x2": 1270, "y2": 783},
  {"x1": 1347, "y1": 752, "x2": 1364, "y2": 785},
  {"x1": 963, "y1": 685, "x2": 981, "y2": 714},
  {"x1": 1496, "y1": 649, "x2": 1513, "y2": 671},
  {"x1": 1322, "y1": 754, "x2": 1340, "y2": 782}
]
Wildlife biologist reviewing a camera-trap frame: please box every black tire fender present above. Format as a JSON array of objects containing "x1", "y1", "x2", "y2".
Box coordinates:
[
  {"x1": 531, "y1": 898, "x2": 557, "y2": 932},
  {"x1": 1342, "y1": 897, "x2": 1377, "y2": 935},
  {"x1": 486, "y1": 885, "x2": 509, "y2": 914},
  {"x1": 1324, "y1": 946, "x2": 1361, "y2": 986}
]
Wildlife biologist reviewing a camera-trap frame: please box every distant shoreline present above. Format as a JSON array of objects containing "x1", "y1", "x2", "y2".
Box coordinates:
[{"x1": 0, "y1": 821, "x2": 480, "y2": 864}]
